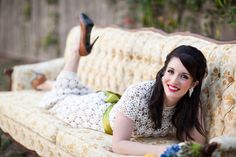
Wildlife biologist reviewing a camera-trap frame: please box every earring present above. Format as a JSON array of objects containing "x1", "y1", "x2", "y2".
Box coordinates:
[{"x1": 189, "y1": 88, "x2": 194, "y2": 97}]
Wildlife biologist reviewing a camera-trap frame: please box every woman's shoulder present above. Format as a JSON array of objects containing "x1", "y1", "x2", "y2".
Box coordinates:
[
  {"x1": 128, "y1": 80, "x2": 155, "y2": 90},
  {"x1": 124, "y1": 80, "x2": 155, "y2": 96}
]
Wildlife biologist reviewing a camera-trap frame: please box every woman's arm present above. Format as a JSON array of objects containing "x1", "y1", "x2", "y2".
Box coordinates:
[
  {"x1": 189, "y1": 106, "x2": 206, "y2": 144},
  {"x1": 189, "y1": 126, "x2": 206, "y2": 144},
  {"x1": 112, "y1": 112, "x2": 168, "y2": 156}
]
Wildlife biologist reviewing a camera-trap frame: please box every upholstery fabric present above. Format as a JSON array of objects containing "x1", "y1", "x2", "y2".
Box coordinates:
[
  {"x1": 12, "y1": 58, "x2": 64, "y2": 91},
  {"x1": 1, "y1": 26, "x2": 236, "y2": 156},
  {"x1": 0, "y1": 91, "x2": 68, "y2": 142}
]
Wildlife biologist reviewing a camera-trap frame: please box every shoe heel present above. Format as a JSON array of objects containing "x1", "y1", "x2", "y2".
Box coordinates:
[{"x1": 88, "y1": 36, "x2": 99, "y2": 52}]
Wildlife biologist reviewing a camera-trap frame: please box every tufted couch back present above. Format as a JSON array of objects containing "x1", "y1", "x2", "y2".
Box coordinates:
[{"x1": 64, "y1": 26, "x2": 236, "y2": 140}]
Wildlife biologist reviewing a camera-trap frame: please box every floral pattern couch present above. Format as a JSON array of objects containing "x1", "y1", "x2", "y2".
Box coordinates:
[{"x1": 0, "y1": 26, "x2": 236, "y2": 157}]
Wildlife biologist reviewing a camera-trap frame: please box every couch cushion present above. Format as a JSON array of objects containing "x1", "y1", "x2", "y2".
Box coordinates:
[
  {"x1": 56, "y1": 128, "x2": 116, "y2": 157},
  {"x1": 0, "y1": 114, "x2": 73, "y2": 157},
  {"x1": 56, "y1": 127, "x2": 178, "y2": 157},
  {"x1": 0, "y1": 91, "x2": 68, "y2": 142}
]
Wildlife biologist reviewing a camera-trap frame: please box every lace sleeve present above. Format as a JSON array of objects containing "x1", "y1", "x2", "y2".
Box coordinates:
[
  {"x1": 115, "y1": 80, "x2": 155, "y2": 122},
  {"x1": 115, "y1": 84, "x2": 141, "y2": 121}
]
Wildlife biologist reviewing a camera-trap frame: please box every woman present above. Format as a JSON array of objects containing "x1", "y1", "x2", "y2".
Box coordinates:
[
  {"x1": 111, "y1": 45, "x2": 207, "y2": 156},
  {"x1": 38, "y1": 14, "x2": 210, "y2": 156}
]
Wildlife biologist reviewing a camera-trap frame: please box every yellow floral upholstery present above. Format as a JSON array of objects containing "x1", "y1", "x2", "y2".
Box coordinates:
[
  {"x1": 1, "y1": 26, "x2": 236, "y2": 157},
  {"x1": 0, "y1": 91, "x2": 67, "y2": 142}
]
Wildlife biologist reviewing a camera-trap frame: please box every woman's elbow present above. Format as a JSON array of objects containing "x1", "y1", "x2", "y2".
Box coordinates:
[
  {"x1": 112, "y1": 140, "x2": 127, "y2": 154},
  {"x1": 112, "y1": 140, "x2": 121, "y2": 153}
]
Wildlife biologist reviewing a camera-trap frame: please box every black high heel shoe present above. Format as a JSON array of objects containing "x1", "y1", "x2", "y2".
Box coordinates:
[{"x1": 79, "y1": 13, "x2": 99, "y2": 56}]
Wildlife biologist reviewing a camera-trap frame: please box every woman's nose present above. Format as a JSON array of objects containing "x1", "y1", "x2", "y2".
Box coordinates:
[{"x1": 171, "y1": 74, "x2": 179, "y2": 84}]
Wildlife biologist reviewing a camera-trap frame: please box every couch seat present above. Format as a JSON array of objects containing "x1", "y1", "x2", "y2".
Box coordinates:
[{"x1": 0, "y1": 91, "x2": 68, "y2": 143}]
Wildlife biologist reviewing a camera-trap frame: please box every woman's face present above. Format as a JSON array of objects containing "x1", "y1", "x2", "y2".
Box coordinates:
[{"x1": 162, "y1": 57, "x2": 196, "y2": 106}]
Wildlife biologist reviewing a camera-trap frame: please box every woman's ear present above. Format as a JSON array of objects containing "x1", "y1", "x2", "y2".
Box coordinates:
[{"x1": 192, "y1": 81, "x2": 199, "y2": 88}]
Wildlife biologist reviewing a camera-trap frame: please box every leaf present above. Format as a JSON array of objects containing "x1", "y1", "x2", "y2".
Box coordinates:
[
  {"x1": 216, "y1": 0, "x2": 224, "y2": 7},
  {"x1": 0, "y1": 138, "x2": 12, "y2": 150},
  {"x1": 191, "y1": 143, "x2": 203, "y2": 157},
  {"x1": 230, "y1": 7, "x2": 236, "y2": 14}
]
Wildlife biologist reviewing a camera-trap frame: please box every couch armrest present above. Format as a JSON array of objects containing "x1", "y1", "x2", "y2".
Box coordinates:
[
  {"x1": 4, "y1": 68, "x2": 14, "y2": 91},
  {"x1": 210, "y1": 135, "x2": 236, "y2": 152},
  {"x1": 11, "y1": 58, "x2": 64, "y2": 91}
]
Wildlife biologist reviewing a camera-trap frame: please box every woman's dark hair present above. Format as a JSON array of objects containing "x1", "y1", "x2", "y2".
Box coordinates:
[{"x1": 148, "y1": 45, "x2": 207, "y2": 141}]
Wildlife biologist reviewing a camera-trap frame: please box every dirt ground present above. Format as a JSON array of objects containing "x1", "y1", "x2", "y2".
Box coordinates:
[{"x1": 0, "y1": 56, "x2": 39, "y2": 157}]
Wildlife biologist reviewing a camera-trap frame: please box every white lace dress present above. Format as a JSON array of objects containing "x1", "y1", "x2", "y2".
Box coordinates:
[{"x1": 39, "y1": 71, "x2": 175, "y2": 137}]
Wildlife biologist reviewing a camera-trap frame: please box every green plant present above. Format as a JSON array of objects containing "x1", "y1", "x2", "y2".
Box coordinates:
[
  {"x1": 47, "y1": 0, "x2": 58, "y2": 5},
  {"x1": 0, "y1": 135, "x2": 12, "y2": 151},
  {"x1": 41, "y1": 9, "x2": 60, "y2": 56},
  {"x1": 128, "y1": 0, "x2": 236, "y2": 40},
  {"x1": 214, "y1": 0, "x2": 236, "y2": 25},
  {"x1": 42, "y1": 31, "x2": 58, "y2": 49},
  {"x1": 228, "y1": 7, "x2": 236, "y2": 26},
  {"x1": 23, "y1": 0, "x2": 31, "y2": 21}
]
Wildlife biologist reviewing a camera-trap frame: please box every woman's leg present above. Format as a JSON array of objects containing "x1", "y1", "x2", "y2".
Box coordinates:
[
  {"x1": 32, "y1": 30, "x2": 81, "y2": 91},
  {"x1": 33, "y1": 13, "x2": 98, "y2": 91},
  {"x1": 63, "y1": 44, "x2": 80, "y2": 73},
  {"x1": 38, "y1": 49, "x2": 92, "y2": 109},
  {"x1": 39, "y1": 13, "x2": 99, "y2": 109}
]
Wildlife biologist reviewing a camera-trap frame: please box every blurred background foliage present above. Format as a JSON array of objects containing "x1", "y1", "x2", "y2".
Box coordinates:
[
  {"x1": 1, "y1": 0, "x2": 235, "y2": 64},
  {"x1": 126, "y1": 0, "x2": 236, "y2": 40}
]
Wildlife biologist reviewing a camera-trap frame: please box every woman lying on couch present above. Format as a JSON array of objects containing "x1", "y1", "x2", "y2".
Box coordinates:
[{"x1": 37, "y1": 13, "x2": 217, "y2": 156}]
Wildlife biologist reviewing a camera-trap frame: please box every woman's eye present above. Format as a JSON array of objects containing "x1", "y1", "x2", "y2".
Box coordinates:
[
  {"x1": 167, "y1": 69, "x2": 174, "y2": 74},
  {"x1": 181, "y1": 75, "x2": 189, "y2": 79}
]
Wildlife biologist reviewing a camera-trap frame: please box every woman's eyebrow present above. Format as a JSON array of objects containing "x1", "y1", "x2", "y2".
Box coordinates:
[
  {"x1": 167, "y1": 67, "x2": 191, "y2": 76},
  {"x1": 166, "y1": 67, "x2": 174, "y2": 70},
  {"x1": 182, "y1": 72, "x2": 191, "y2": 76}
]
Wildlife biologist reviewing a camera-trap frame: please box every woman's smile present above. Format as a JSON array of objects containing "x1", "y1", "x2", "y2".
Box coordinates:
[{"x1": 167, "y1": 84, "x2": 180, "y2": 92}]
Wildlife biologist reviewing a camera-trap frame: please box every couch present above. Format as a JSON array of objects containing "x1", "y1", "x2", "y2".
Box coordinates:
[{"x1": 0, "y1": 25, "x2": 236, "y2": 157}]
